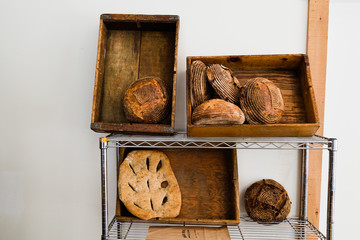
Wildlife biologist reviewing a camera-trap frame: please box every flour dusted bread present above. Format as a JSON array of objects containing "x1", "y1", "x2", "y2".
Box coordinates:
[
  {"x1": 118, "y1": 150, "x2": 181, "y2": 220},
  {"x1": 123, "y1": 77, "x2": 169, "y2": 123},
  {"x1": 206, "y1": 64, "x2": 241, "y2": 104},
  {"x1": 239, "y1": 77, "x2": 284, "y2": 124},
  {"x1": 190, "y1": 60, "x2": 212, "y2": 108},
  {"x1": 192, "y1": 99, "x2": 245, "y2": 125},
  {"x1": 245, "y1": 179, "x2": 291, "y2": 222}
]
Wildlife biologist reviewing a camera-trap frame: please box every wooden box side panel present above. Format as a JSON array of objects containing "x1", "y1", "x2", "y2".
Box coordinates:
[
  {"x1": 187, "y1": 124, "x2": 320, "y2": 137},
  {"x1": 187, "y1": 54, "x2": 303, "y2": 71},
  {"x1": 101, "y1": 14, "x2": 179, "y2": 22},
  {"x1": 170, "y1": 20, "x2": 180, "y2": 129},
  {"x1": 91, "y1": 20, "x2": 108, "y2": 123},
  {"x1": 299, "y1": 56, "x2": 320, "y2": 125},
  {"x1": 186, "y1": 57, "x2": 193, "y2": 132},
  {"x1": 116, "y1": 148, "x2": 239, "y2": 224}
]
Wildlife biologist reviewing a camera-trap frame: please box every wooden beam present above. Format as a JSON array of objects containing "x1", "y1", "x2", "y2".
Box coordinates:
[{"x1": 306, "y1": 0, "x2": 329, "y2": 227}]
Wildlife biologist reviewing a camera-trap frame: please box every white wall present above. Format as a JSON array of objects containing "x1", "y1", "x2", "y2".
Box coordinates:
[
  {"x1": 319, "y1": 0, "x2": 360, "y2": 238},
  {"x1": 6, "y1": 0, "x2": 356, "y2": 239}
]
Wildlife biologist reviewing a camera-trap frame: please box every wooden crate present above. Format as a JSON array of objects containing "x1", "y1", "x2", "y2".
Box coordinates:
[
  {"x1": 91, "y1": 14, "x2": 179, "y2": 134},
  {"x1": 116, "y1": 148, "x2": 240, "y2": 225},
  {"x1": 186, "y1": 54, "x2": 320, "y2": 137}
]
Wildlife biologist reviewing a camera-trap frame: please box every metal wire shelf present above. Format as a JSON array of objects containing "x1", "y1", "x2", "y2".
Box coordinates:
[
  {"x1": 106, "y1": 216, "x2": 326, "y2": 240},
  {"x1": 100, "y1": 135, "x2": 337, "y2": 240},
  {"x1": 106, "y1": 133, "x2": 332, "y2": 150}
]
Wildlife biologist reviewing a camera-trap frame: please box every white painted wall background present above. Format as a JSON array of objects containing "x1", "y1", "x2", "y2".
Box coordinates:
[{"x1": 0, "y1": 0, "x2": 356, "y2": 239}]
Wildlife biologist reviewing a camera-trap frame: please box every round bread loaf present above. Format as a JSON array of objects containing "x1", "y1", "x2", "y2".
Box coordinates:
[
  {"x1": 239, "y1": 77, "x2": 284, "y2": 124},
  {"x1": 206, "y1": 64, "x2": 241, "y2": 104},
  {"x1": 118, "y1": 150, "x2": 182, "y2": 220},
  {"x1": 192, "y1": 99, "x2": 245, "y2": 125},
  {"x1": 244, "y1": 179, "x2": 291, "y2": 222},
  {"x1": 123, "y1": 77, "x2": 169, "y2": 123}
]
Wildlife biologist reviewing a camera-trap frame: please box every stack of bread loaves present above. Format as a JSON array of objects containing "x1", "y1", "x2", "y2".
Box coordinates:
[{"x1": 190, "y1": 60, "x2": 285, "y2": 125}]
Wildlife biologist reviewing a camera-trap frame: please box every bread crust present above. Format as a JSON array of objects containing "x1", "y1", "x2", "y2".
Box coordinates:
[
  {"x1": 206, "y1": 64, "x2": 241, "y2": 104},
  {"x1": 123, "y1": 77, "x2": 169, "y2": 123},
  {"x1": 244, "y1": 179, "x2": 291, "y2": 222},
  {"x1": 239, "y1": 77, "x2": 284, "y2": 124},
  {"x1": 192, "y1": 99, "x2": 245, "y2": 125},
  {"x1": 118, "y1": 150, "x2": 182, "y2": 220}
]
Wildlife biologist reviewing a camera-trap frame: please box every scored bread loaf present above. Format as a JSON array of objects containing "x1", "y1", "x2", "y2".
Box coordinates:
[
  {"x1": 206, "y1": 64, "x2": 241, "y2": 104},
  {"x1": 123, "y1": 77, "x2": 169, "y2": 123},
  {"x1": 244, "y1": 179, "x2": 291, "y2": 222},
  {"x1": 192, "y1": 99, "x2": 245, "y2": 125},
  {"x1": 118, "y1": 150, "x2": 182, "y2": 220},
  {"x1": 190, "y1": 60, "x2": 213, "y2": 108},
  {"x1": 239, "y1": 77, "x2": 284, "y2": 124}
]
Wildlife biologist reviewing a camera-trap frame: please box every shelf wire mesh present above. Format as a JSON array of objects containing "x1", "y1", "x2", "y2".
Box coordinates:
[
  {"x1": 107, "y1": 216, "x2": 326, "y2": 240},
  {"x1": 106, "y1": 133, "x2": 331, "y2": 150}
]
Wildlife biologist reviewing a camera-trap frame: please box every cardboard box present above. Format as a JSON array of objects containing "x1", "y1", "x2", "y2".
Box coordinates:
[{"x1": 146, "y1": 226, "x2": 231, "y2": 240}]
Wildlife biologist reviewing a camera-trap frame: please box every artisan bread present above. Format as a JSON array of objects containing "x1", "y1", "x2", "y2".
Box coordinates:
[
  {"x1": 118, "y1": 150, "x2": 181, "y2": 220},
  {"x1": 123, "y1": 77, "x2": 169, "y2": 123},
  {"x1": 239, "y1": 77, "x2": 284, "y2": 124},
  {"x1": 192, "y1": 99, "x2": 245, "y2": 125},
  {"x1": 245, "y1": 179, "x2": 291, "y2": 222},
  {"x1": 206, "y1": 64, "x2": 241, "y2": 104},
  {"x1": 190, "y1": 60, "x2": 213, "y2": 108}
]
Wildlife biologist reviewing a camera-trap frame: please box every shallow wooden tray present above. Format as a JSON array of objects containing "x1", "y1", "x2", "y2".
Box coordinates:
[
  {"x1": 116, "y1": 148, "x2": 240, "y2": 225},
  {"x1": 91, "y1": 14, "x2": 179, "y2": 135},
  {"x1": 186, "y1": 54, "x2": 320, "y2": 137}
]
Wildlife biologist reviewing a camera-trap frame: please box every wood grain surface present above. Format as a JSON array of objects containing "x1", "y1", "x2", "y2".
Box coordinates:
[
  {"x1": 116, "y1": 148, "x2": 240, "y2": 225},
  {"x1": 306, "y1": 0, "x2": 329, "y2": 227},
  {"x1": 100, "y1": 30, "x2": 141, "y2": 123}
]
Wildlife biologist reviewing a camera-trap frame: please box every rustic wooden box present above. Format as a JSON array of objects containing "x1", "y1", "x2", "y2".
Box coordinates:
[
  {"x1": 91, "y1": 14, "x2": 179, "y2": 134},
  {"x1": 116, "y1": 148, "x2": 240, "y2": 225},
  {"x1": 186, "y1": 54, "x2": 320, "y2": 137}
]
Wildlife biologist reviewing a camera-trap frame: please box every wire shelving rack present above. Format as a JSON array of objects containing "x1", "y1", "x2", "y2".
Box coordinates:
[{"x1": 99, "y1": 133, "x2": 337, "y2": 240}]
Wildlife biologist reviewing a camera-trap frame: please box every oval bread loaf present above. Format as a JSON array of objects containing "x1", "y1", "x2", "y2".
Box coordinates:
[
  {"x1": 118, "y1": 150, "x2": 182, "y2": 220},
  {"x1": 239, "y1": 77, "x2": 284, "y2": 124},
  {"x1": 192, "y1": 99, "x2": 245, "y2": 125}
]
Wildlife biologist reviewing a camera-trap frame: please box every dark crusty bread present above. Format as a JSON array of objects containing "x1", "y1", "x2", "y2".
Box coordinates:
[
  {"x1": 123, "y1": 77, "x2": 169, "y2": 123},
  {"x1": 244, "y1": 179, "x2": 291, "y2": 222}
]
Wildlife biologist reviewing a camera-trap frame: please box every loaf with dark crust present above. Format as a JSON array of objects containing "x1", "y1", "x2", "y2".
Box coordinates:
[
  {"x1": 123, "y1": 77, "x2": 169, "y2": 123},
  {"x1": 244, "y1": 179, "x2": 291, "y2": 222}
]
